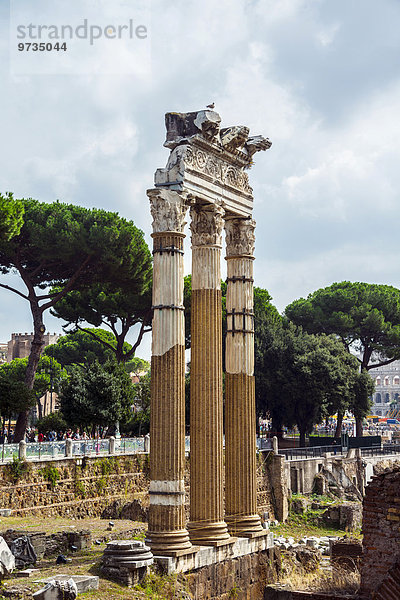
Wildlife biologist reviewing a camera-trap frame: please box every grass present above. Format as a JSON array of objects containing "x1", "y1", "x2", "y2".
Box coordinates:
[
  {"x1": 273, "y1": 493, "x2": 363, "y2": 540},
  {"x1": 0, "y1": 509, "x2": 362, "y2": 599},
  {"x1": 279, "y1": 560, "x2": 360, "y2": 595}
]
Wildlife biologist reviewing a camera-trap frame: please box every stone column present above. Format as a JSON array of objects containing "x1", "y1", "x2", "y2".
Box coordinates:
[
  {"x1": 188, "y1": 203, "x2": 230, "y2": 545},
  {"x1": 224, "y1": 218, "x2": 263, "y2": 536},
  {"x1": 146, "y1": 188, "x2": 192, "y2": 554}
]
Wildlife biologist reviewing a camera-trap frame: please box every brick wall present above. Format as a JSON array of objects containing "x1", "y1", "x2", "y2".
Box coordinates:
[{"x1": 360, "y1": 466, "x2": 400, "y2": 597}]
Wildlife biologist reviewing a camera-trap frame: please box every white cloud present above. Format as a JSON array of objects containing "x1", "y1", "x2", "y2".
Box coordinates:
[{"x1": 1, "y1": 0, "x2": 400, "y2": 360}]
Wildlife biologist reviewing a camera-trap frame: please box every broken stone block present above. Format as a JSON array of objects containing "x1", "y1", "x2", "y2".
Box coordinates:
[
  {"x1": 0, "y1": 536, "x2": 15, "y2": 575},
  {"x1": 38, "y1": 575, "x2": 99, "y2": 592},
  {"x1": 32, "y1": 578, "x2": 77, "y2": 600},
  {"x1": 15, "y1": 568, "x2": 40, "y2": 578},
  {"x1": 102, "y1": 540, "x2": 153, "y2": 587}
]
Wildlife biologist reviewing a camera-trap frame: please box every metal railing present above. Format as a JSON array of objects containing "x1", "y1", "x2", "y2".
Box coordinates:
[
  {"x1": 279, "y1": 445, "x2": 344, "y2": 461},
  {"x1": 1, "y1": 438, "x2": 400, "y2": 464},
  {"x1": 361, "y1": 444, "x2": 400, "y2": 457},
  {"x1": 0, "y1": 436, "x2": 147, "y2": 464}
]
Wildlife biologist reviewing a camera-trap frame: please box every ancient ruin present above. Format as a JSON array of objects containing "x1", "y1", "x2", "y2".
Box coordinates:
[{"x1": 146, "y1": 109, "x2": 271, "y2": 554}]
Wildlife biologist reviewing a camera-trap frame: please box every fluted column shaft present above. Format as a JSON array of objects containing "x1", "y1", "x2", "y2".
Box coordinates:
[
  {"x1": 147, "y1": 189, "x2": 191, "y2": 554},
  {"x1": 224, "y1": 218, "x2": 263, "y2": 536},
  {"x1": 188, "y1": 204, "x2": 230, "y2": 545}
]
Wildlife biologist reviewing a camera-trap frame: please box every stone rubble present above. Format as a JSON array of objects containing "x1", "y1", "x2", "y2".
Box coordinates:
[
  {"x1": 271, "y1": 532, "x2": 340, "y2": 556},
  {"x1": 32, "y1": 578, "x2": 77, "y2": 600}
]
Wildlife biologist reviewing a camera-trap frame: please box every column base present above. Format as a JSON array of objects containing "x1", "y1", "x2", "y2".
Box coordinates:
[
  {"x1": 225, "y1": 514, "x2": 264, "y2": 537},
  {"x1": 187, "y1": 520, "x2": 231, "y2": 546},
  {"x1": 146, "y1": 529, "x2": 192, "y2": 554}
]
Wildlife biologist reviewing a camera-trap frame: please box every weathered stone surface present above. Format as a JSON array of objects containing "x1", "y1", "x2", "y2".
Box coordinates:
[
  {"x1": 0, "y1": 455, "x2": 149, "y2": 520},
  {"x1": 360, "y1": 466, "x2": 400, "y2": 596},
  {"x1": 0, "y1": 536, "x2": 15, "y2": 575},
  {"x1": 330, "y1": 538, "x2": 362, "y2": 572},
  {"x1": 38, "y1": 575, "x2": 99, "y2": 592},
  {"x1": 320, "y1": 502, "x2": 362, "y2": 531},
  {"x1": 32, "y1": 578, "x2": 77, "y2": 600},
  {"x1": 102, "y1": 540, "x2": 153, "y2": 587}
]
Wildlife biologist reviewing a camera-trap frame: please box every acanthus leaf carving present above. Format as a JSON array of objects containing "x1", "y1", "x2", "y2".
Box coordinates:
[
  {"x1": 190, "y1": 203, "x2": 225, "y2": 247},
  {"x1": 148, "y1": 188, "x2": 187, "y2": 233},
  {"x1": 225, "y1": 218, "x2": 256, "y2": 257}
]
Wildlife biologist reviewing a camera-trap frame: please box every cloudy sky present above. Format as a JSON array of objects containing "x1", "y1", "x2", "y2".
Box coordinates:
[{"x1": 1, "y1": 0, "x2": 400, "y2": 360}]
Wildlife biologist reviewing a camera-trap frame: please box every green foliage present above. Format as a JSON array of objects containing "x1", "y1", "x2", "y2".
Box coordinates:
[
  {"x1": 285, "y1": 281, "x2": 400, "y2": 370},
  {"x1": 40, "y1": 464, "x2": 60, "y2": 489},
  {"x1": 121, "y1": 372, "x2": 151, "y2": 436},
  {"x1": 0, "y1": 368, "x2": 36, "y2": 420},
  {"x1": 4, "y1": 457, "x2": 31, "y2": 484},
  {"x1": 124, "y1": 356, "x2": 150, "y2": 375},
  {"x1": 100, "y1": 458, "x2": 114, "y2": 477},
  {"x1": 74, "y1": 466, "x2": 86, "y2": 498},
  {"x1": 60, "y1": 360, "x2": 135, "y2": 430},
  {"x1": 96, "y1": 477, "x2": 107, "y2": 494},
  {"x1": 0, "y1": 192, "x2": 24, "y2": 241},
  {"x1": 255, "y1": 321, "x2": 365, "y2": 444},
  {"x1": 36, "y1": 412, "x2": 67, "y2": 434},
  {"x1": 0, "y1": 194, "x2": 152, "y2": 441},
  {"x1": 44, "y1": 329, "x2": 120, "y2": 370},
  {"x1": 136, "y1": 571, "x2": 183, "y2": 600},
  {"x1": 50, "y1": 233, "x2": 153, "y2": 364},
  {"x1": 0, "y1": 356, "x2": 64, "y2": 405}
]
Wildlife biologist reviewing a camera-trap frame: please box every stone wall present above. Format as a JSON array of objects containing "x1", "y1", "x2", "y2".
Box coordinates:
[
  {"x1": 360, "y1": 466, "x2": 400, "y2": 597},
  {"x1": 0, "y1": 452, "x2": 275, "y2": 522},
  {"x1": 186, "y1": 547, "x2": 281, "y2": 600},
  {"x1": 0, "y1": 454, "x2": 149, "y2": 518}
]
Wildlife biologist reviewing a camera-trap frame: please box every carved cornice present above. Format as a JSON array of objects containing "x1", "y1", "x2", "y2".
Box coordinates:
[
  {"x1": 190, "y1": 203, "x2": 225, "y2": 247},
  {"x1": 225, "y1": 218, "x2": 256, "y2": 257},
  {"x1": 147, "y1": 188, "x2": 187, "y2": 233},
  {"x1": 184, "y1": 146, "x2": 253, "y2": 195}
]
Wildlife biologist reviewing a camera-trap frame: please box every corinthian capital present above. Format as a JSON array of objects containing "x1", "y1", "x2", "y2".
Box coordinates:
[
  {"x1": 190, "y1": 203, "x2": 224, "y2": 247},
  {"x1": 225, "y1": 218, "x2": 256, "y2": 257},
  {"x1": 147, "y1": 188, "x2": 187, "y2": 233}
]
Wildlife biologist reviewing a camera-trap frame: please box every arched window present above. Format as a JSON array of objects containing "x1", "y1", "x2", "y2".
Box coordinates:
[
  {"x1": 376, "y1": 377, "x2": 381, "y2": 386},
  {"x1": 394, "y1": 376, "x2": 399, "y2": 385},
  {"x1": 375, "y1": 393, "x2": 381, "y2": 403},
  {"x1": 384, "y1": 376, "x2": 390, "y2": 386},
  {"x1": 385, "y1": 393, "x2": 390, "y2": 403}
]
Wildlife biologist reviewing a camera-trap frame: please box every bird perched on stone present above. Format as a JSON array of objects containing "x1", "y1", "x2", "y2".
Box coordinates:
[{"x1": 206, "y1": 102, "x2": 215, "y2": 109}]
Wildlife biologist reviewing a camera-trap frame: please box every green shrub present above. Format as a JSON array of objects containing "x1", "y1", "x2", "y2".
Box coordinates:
[
  {"x1": 4, "y1": 456, "x2": 30, "y2": 483},
  {"x1": 40, "y1": 464, "x2": 60, "y2": 489}
]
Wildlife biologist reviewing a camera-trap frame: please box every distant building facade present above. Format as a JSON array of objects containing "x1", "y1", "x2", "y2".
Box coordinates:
[
  {"x1": 0, "y1": 343, "x2": 7, "y2": 364},
  {"x1": 7, "y1": 332, "x2": 59, "y2": 362},
  {"x1": 370, "y1": 360, "x2": 400, "y2": 416}
]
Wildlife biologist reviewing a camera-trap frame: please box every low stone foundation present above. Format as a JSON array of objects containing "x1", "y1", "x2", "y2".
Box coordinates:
[{"x1": 185, "y1": 545, "x2": 281, "y2": 600}]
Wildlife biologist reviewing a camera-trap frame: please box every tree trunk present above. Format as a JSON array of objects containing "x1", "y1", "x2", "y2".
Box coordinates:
[
  {"x1": 355, "y1": 416, "x2": 363, "y2": 437},
  {"x1": 271, "y1": 418, "x2": 283, "y2": 439},
  {"x1": 37, "y1": 398, "x2": 43, "y2": 421},
  {"x1": 334, "y1": 412, "x2": 344, "y2": 438},
  {"x1": 14, "y1": 304, "x2": 45, "y2": 442},
  {"x1": 299, "y1": 426, "x2": 307, "y2": 448}
]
